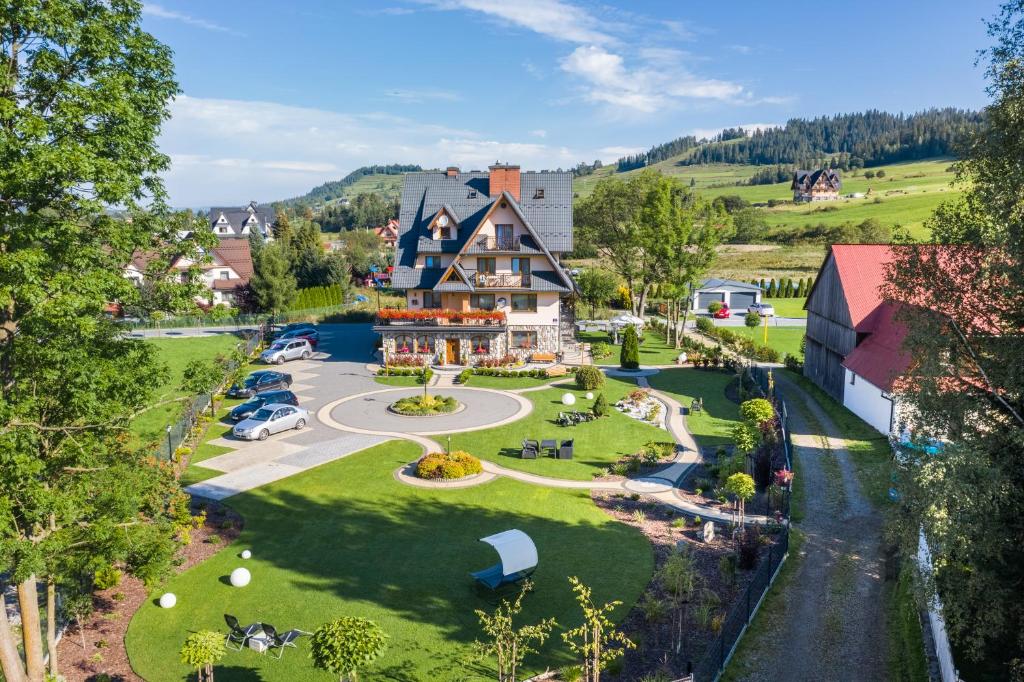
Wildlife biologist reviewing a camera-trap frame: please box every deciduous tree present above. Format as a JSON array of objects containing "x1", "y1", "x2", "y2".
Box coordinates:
[{"x1": 474, "y1": 580, "x2": 556, "y2": 682}]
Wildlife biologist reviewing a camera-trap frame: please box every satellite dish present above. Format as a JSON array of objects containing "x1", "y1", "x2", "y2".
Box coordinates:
[{"x1": 437, "y1": 215, "x2": 449, "y2": 227}]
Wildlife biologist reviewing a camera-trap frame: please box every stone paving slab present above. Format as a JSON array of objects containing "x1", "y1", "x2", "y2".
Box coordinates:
[
  {"x1": 200, "y1": 439, "x2": 305, "y2": 473},
  {"x1": 185, "y1": 462, "x2": 306, "y2": 500},
  {"x1": 276, "y1": 434, "x2": 386, "y2": 468}
]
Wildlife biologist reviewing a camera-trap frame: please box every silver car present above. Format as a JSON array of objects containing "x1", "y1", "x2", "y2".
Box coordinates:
[
  {"x1": 232, "y1": 403, "x2": 309, "y2": 441},
  {"x1": 261, "y1": 338, "x2": 312, "y2": 365},
  {"x1": 748, "y1": 302, "x2": 776, "y2": 317}
]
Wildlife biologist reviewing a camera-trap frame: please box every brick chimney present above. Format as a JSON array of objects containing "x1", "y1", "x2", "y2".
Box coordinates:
[
  {"x1": 445, "y1": 166, "x2": 460, "y2": 177},
  {"x1": 488, "y1": 163, "x2": 521, "y2": 201}
]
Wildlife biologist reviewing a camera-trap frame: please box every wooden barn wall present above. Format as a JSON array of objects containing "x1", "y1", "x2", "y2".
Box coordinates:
[{"x1": 804, "y1": 254, "x2": 856, "y2": 401}]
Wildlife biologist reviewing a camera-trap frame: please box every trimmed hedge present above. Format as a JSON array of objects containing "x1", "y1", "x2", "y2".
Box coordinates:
[
  {"x1": 574, "y1": 365, "x2": 605, "y2": 390},
  {"x1": 391, "y1": 394, "x2": 457, "y2": 415},
  {"x1": 416, "y1": 451, "x2": 483, "y2": 480}
]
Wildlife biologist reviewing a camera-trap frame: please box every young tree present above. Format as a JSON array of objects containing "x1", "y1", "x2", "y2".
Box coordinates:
[
  {"x1": 180, "y1": 630, "x2": 226, "y2": 682},
  {"x1": 575, "y1": 269, "x2": 619, "y2": 319},
  {"x1": 182, "y1": 357, "x2": 230, "y2": 418},
  {"x1": 562, "y1": 576, "x2": 635, "y2": 682},
  {"x1": 0, "y1": 5, "x2": 204, "y2": 680},
  {"x1": 657, "y1": 550, "x2": 698, "y2": 655},
  {"x1": 724, "y1": 473, "x2": 756, "y2": 526},
  {"x1": 473, "y1": 580, "x2": 557, "y2": 682},
  {"x1": 882, "y1": 2, "x2": 1024, "y2": 671},
  {"x1": 250, "y1": 244, "x2": 297, "y2": 313},
  {"x1": 744, "y1": 311, "x2": 761, "y2": 329},
  {"x1": 310, "y1": 617, "x2": 389, "y2": 682},
  {"x1": 620, "y1": 325, "x2": 640, "y2": 370}
]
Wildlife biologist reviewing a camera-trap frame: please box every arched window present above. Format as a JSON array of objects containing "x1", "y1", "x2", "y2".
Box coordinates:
[
  {"x1": 415, "y1": 335, "x2": 434, "y2": 354},
  {"x1": 395, "y1": 335, "x2": 413, "y2": 354},
  {"x1": 470, "y1": 335, "x2": 490, "y2": 355}
]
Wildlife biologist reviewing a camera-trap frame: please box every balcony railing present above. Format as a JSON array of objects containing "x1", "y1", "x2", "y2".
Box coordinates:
[
  {"x1": 471, "y1": 235, "x2": 521, "y2": 251},
  {"x1": 375, "y1": 308, "x2": 506, "y2": 326},
  {"x1": 465, "y1": 271, "x2": 531, "y2": 288}
]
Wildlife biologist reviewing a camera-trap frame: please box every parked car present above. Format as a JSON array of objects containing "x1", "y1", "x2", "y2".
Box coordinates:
[
  {"x1": 227, "y1": 370, "x2": 292, "y2": 398},
  {"x1": 279, "y1": 328, "x2": 319, "y2": 348},
  {"x1": 713, "y1": 304, "x2": 731, "y2": 319},
  {"x1": 270, "y1": 322, "x2": 315, "y2": 339},
  {"x1": 228, "y1": 390, "x2": 299, "y2": 422},
  {"x1": 261, "y1": 338, "x2": 313, "y2": 364},
  {"x1": 748, "y1": 302, "x2": 776, "y2": 317},
  {"x1": 232, "y1": 403, "x2": 309, "y2": 441}
]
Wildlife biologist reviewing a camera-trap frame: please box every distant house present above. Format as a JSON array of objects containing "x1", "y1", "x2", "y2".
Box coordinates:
[
  {"x1": 791, "y1": 169, "x2": 841, "y2": 202},
  {"x1": 692, "y1": 278, "x2": 762, "y2": 312},
  {"x1": 209, "y1": 201, "x2": 275, "y2": 240},
  {"x1": 123, "y1": 239, "x2": 254, "y2": 308},
  {"x1": 373, "y1": 218, "x2": 399, "y2": 248},
  {"x1": 804, "y1": 244, "x2": 915, "y2": 434}
]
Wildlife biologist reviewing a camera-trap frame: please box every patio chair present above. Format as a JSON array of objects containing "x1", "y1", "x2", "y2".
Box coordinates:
[
  {"x1": 558, "y1": 439, "x2": 574, "y2": 460},
  {"x1": 261, "y1": 623, "x2": 310, "y2": 659},
  {"x1": 224, "y1": 614, "x2": 262, "y2": 651},
  {"x1": 690, "y1": 398, "x2": 703, "y2": 413},
  {"x1": 521, "y1": 444, "x2": 538, "y2": 459},
  {"x1": 470, "y1": 529, "x2": 539, "y2": 591}
]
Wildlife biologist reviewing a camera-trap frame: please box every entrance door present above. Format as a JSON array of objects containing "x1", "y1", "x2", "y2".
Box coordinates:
[{"x1": 446, "y1": 338, "x2": 460, "y2": 365}]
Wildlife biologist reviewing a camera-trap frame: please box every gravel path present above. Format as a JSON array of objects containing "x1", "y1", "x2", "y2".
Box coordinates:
[{"x1": 731, "y1": 374, "x2": 888, "y2": 681}]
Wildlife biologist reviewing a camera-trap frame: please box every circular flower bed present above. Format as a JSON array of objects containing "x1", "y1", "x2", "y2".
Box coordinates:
[
  {"x1": 416, "y1": 451, "x2": 483, "y2": 480},
  {"x1": 390, "y1": 394, "x2": 459, "y2": 416}
]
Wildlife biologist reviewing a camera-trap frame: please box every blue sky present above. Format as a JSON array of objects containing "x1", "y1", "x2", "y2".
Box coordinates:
[{"x1": 146, "y1": 0, "x2": 1000, "y2": 207}]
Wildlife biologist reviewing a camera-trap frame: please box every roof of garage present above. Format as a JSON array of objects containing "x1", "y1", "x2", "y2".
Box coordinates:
[{"x1": 696, "y1": 278, "x2": 762, "y2": 292}]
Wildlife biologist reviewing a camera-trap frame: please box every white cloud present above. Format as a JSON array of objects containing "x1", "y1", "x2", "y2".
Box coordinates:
[
  {"x1": 561, "y1": 45, "x2": 744, "y2": 114},
  {"x1": 384, "y1": 88, "x2": 461, "y2": 103},
  {"x1": 159, "y1": 95, "x2": 583, "y2": 206},
  {"x1": 417, "y1": 0, "x2": 615, "y2": 44},
  {"x1": 142, "y1": 4, "x2": 240, "y2": 35},
  {"x1": 530, "y1": 129, "x2": 547, "y2": 138}
]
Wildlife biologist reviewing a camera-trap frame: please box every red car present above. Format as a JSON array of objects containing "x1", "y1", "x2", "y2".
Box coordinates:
[
  {"x1": 279, "y1": 328, "x2": 319, "y2": 348},
  {"x1": 713, "y1": 305, "x2": 731, "y2": 319}
]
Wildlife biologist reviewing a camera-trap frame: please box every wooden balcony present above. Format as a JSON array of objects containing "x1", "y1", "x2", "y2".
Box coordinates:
[
  {"x1": 470, "y1": 235, "x2": 521, "y2": 251},
  {"x1": 465, "y1": 271, "x2": 531, "y2": 288},
  {"x1": 373, "y1": 308, "x2": 506, "y2": 330}
]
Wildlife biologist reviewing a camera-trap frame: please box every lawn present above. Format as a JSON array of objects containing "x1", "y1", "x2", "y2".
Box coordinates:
[
  {"x1": 131, "y1": 335, "x2": 244, "y2": 447},
  {"x1": 725, "y1": 324, "x2": 805, "y2": 359},
  {"x1": 449, "y1": 377, "x2": 668, "y2": 480},
  {"x1": 580, "y1": 329, "x2": 681, "y2": 366},
  {"x1": 374, "y1": 375, "x2": 426, "y2": 387},
  {"x1": 461, "y1": 374, "x2": 558, "y2": 390},
  {"x1": 761, "y1": 297, "x2": 807, "y2": 318},
  {"x1": 645, "y1": 367, "x2": 742, "y2": 449},
  {"x1": 127, "y1": 440, "x2": 652, "y2": 681}
]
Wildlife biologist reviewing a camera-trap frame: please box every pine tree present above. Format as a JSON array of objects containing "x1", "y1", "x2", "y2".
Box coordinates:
[
  {"x1": 620, "y1": 325, "x2": 640, "y2": 370},
  {"x1": 250, "y1": 244, "x2": 296, "y2": 313}
]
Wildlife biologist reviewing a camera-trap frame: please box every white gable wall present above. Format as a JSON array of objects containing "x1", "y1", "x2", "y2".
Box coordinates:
[{"x1": 842, "y1": 368, "x2": 895, "y2": 436}]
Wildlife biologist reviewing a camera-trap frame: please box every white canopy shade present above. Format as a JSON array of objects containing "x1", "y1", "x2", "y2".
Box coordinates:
[
  {"x1": 610, "y1": 314, "x2": 645, "y2": 329},
  {"x1": 480, "y1": 529, "x2": 538, "y2": 576}
]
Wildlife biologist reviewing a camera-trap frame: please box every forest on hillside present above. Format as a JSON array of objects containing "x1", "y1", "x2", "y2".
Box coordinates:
[
  {"x1": 617, "y1": 108, "x2": 982, "y2": 172},
  {"x1": 281, "y1": 163, "x2": 421, "y2": 209}
]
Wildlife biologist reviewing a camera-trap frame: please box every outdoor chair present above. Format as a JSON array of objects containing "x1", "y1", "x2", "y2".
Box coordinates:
[
  {"x1": 690, "y1": 398, "x2": 703, "y2": 413},
  {"x1": 521, "y1": 444, "x2": 537, "y2": 459},
  {"x1": 224, "y1": 614, "x2": 262, "y2": 651},
  {"x1": 261, "y1": 623, "x2": 310, "y2": 659},
  {"x1": 558, "y1": 439, "x2": 574, "y2": 460},
  {"x1": 470, "y1": 529, "x2": 539, "y2": 591}
]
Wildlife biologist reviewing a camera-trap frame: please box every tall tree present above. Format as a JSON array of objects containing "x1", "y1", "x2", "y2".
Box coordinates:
[
  {"x1": 250, "y1": 243, "x2": 297, "y2": 314},
  {"x1": 884, "y1": 3, "x2": 1024, "y2": 676},
  {"x1": 0, "y1": 4, "x2": 202, "y2": 680},
  {"x1": 575, "y1": 269, "x2": 619, "y2": 318}
]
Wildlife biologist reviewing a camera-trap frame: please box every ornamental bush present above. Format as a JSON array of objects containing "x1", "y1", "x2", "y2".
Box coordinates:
[
  {"x1": 707, "y1": 300, "x2": 724, "y2": 314},
  {"x1": 695, "y1": 317, "x2": 714, "y2": 334},
  {"x1": 391, "y1": 394, "x2": 458, "y2": 415},
  {"x1": 620, "y1": 325, "x2": 640, "y2": 369},
  {"x1": 93, "y1": 565, "x2": 122, "y2": 590},
  {"x1": 744, "y1": 312, "x2": 761, "y2": 328},
  {"x1": 592, "y1": 392, "x2": 609, "y2": 417},
  {"x1": 575, "y1": 365, "x2": 605, "y2": 390},
  {"x1": 416, "y1": 451, "x2": 483, "y2": 480}
]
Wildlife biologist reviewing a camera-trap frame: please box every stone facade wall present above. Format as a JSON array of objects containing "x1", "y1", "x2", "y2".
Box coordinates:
[{"x1": 380, "y1": 324, "x2": 559, "y2": 366}]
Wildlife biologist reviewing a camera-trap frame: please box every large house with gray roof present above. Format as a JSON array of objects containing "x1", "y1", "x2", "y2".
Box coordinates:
[
  {"x1": 209, "y1": 201, "x2": 275, "y2": 240},
  {"x1": 375, "y1": 163, "x2": 576, "y2": 365}
]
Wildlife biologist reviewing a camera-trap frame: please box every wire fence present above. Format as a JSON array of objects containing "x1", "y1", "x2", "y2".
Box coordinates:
[
  {"x1": 118, "y1": 303, "x2": 360, "y2": 331},
  {"x1": 154, "y1": 331, "x2": 263, "y2": 461},
  {"x1": 691, "y1": 526, "x2": 791, "y2": 682}
]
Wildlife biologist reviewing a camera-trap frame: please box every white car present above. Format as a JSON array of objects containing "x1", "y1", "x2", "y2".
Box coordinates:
[
  {"x1": 232, "y1": 403, "x2": 309, "y2": 441},
  {"x1": 260, "y1": 338, "x2": 312, "y2": 365},
  {"x1": 748, "y1": 302, "x2": 776, "y2": 317}
]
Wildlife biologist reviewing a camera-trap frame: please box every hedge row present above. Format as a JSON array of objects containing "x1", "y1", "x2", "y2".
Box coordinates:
[{"x1": 289, "y1": 284, "x2": 345, "y2": 311}]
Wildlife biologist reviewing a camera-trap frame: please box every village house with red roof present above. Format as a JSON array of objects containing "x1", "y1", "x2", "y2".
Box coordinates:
[{"x1": 123, "y1": 238, "x2": 254, "y2": 309}]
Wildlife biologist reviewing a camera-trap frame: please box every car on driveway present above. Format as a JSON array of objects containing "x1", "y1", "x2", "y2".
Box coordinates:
[
  {"x1": 227, "y1": 370, "x2": 292, "y2": 398},
  {"x1": 748, "y1": 302, "x2": 776, "y2": 317},
  {"x1": 271, "y1": 322, "x2": 315, "y2": 338},
  {"x1": 232, "y1": 403, "x2": 309, "y2": 441},
  {"x1": 229, "y1": 390, "x2": 299, "y2": 422},
  {"x1": 261, "y1": 338, "x2": 313, "y2": 364},
  {"x1": 279, "y1": 328, "x2": 319, "y2": 348},
  {"x1": 713, "y1": 304, "x2": 731, "y2": 319}
]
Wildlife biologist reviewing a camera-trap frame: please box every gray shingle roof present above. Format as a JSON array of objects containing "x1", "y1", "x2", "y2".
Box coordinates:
[
  {"x1": 697, "y1": 278, "x2": 762, "y2": 292},
  {"x1": 395, "y1": 169, "x2": 573, "y2": 274},
  {"x1": 209, "y1": 201, "x2": 276, "y2": 238}
]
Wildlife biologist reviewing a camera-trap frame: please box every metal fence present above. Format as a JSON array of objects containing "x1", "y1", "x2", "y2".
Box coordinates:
[
  {"x1": 154, "y1": 332, "x2": 262, "y2": 461},
  {"x1": 692, "y1": 527, "x2": 791, "y2": 682},
  {"x1": 119, "y1": 303, "x2": 356, "y2": 331}
]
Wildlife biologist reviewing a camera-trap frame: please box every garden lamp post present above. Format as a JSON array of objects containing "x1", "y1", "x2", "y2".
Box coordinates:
[
  {"x1": 370, "y1": 264, "x2": 381, "y2": 310},
  {"x1": 165, "y1": 424, "x2": 173, "y2": 459}
]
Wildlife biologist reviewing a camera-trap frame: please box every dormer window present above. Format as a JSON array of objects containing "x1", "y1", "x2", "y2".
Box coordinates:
[
  {"x1": 468, "y1": 189, "x2": 477, "y2": 198},
  {"x1": 440, "y1": 226, "x2": 451, "y2": 239},
  {"x1": 534, "y1": 188, "x2": 545, "y2": 199}
]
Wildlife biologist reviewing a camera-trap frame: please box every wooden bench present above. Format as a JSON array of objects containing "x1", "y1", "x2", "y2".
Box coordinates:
[
  {"x1": 545, "y1": 364, "x2": 568, "y2": 377},
  {"x1": 531, "y1": 352, "x2": 557, "y2": 363}
]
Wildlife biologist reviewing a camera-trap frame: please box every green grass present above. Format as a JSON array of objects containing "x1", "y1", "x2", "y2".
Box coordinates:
[
  {"x1": 761, "y1": 297, "x2": 808, "y2": 318},
  {"x1": 461, "y1": 374, "x2": 557, "y2": 390},
  {"x1": 130, "y1": 335, "x2": 243, "y2": 447},
  {"x1": 449, "y1": 377, "x2": 666, "y2": 480},
  {"x1": 127, "y1": 440, "x2": 652, "y2": 681},
  {"x1": 374, "y1": 375, "x2": 426, "y2": 387},
  {"x1": 579, "y1": 329, "x2": 682, "y2": 366},
  {"x1": 886, "y1": 566, "x2": 929, "y2": 682},
  {"x1": 726, "y1": 324, "x2": 806, "y2": 359},
  {"x1": 645, "y1": 367, "x2": 741, "y2": 448}
]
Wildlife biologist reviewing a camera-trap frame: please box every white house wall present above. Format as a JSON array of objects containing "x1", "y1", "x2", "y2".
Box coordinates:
[{"x1": 842, "y1": 368, "x2": 894, "y2": 435}]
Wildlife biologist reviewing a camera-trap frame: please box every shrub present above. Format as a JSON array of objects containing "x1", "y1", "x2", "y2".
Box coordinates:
[
  {"x1": 744, "y1": 312, "x2": 761, "y2": 328},
  {"x1": 391, "y1": 394, "x2": 458, "y2": 415},
  {"x1": 574, "y1": 365, "x2": 604, "y2": 390},
  {"x1": 456, "y1": 369, "x2": 472, "y2": 384},
  {"x1": 592, "y1": 392, "x2": 609, "y2": 417},
  {"x1": 416, "y1": 451, "x2": 482, "y2": 480},
  {"x1": 738, "y1": 525, "x2": 761, "y2": 569},
  {"x1": 707, "y1": 300, "x2": 724, "y2": 314},
  {"x1": 561, "y1": 665, "x2": 585, "y2": 682},
  {"x1": 591, "y1": 341, "x2": 612, "y2": 360},
  {"x1": 610, "y1": 462, "x2": 629, "y2": 476},
  {"x1": 670, "y1": 518, "x2": 686, "y2": 529},
  {"x1": 753, "y1": 345, "x2": 780, "y2": 363},
  {"x1": 719, "y1": 554, "x2": 738, "y2": 585},
  {"x1": 695, "y1": 316, "x2": 714, "y2": 334},
  {"x1": 93, "y1": 566, "x2": 122, "y2": 590},
  {"x1": 784, "y1": 353, "x2": 804, "y2": 371},
  {"x1": 620, "y1": 325, "x2": 640, "y2": 369}
]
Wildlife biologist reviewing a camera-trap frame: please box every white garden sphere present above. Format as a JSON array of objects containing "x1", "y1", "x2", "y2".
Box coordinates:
[
  {"x1": 240, "y1": 549, "x2": 252, "y2": 560},
  {"x1": 561, "y1": 392, "x2": 576, "y2": 406},
  {"x1": 585, "y1": 392, "x2": 594, "y2": 400},
  {"x1": 230, "y1": 567, "x2": 252, "y2": 587},
  {"x1": 159, "y1": 593, "x2": 177, "y2": 609}
]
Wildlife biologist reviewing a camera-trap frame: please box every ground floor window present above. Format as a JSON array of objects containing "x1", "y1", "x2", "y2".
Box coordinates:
[
  {"x1": 470, "y1": 335, "x2": 491, "y2": 354},
  {"x1": 423, "y1": 291, "x2": 442, "y2": 309},
  {"x1": 395, "y1": 335, "x2": 414, "y2": 354},
  {"x1": 512, "y1": 330, "x2": 537, "y2": 349},
  {"x1": 471, "y1": 294, "x2": 495, "y2": 310},
  {"x1": 415, "y1": 335, "x2": 434, "y2": 353}
]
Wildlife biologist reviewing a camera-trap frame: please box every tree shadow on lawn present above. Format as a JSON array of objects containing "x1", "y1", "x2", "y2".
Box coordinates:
[{"x1": 144, "y1": 461, "x2": 652, "y2": 681}]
